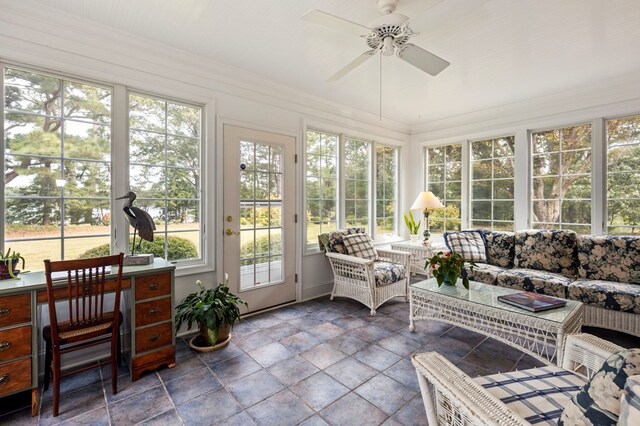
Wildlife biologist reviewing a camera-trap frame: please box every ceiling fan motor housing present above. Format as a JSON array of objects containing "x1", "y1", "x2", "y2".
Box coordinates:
[{"x1": 367, "y1": 12, "x2": 412, "y2": 54}]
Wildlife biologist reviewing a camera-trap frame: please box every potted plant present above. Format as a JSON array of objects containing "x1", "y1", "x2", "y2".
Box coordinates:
[
  {"x1": 0, "y1": 248, "x2": 25, "y2": 279},
  {"x1": 426, "y1": 251, "x2": 474, "y2": 289},
  {"x1": 403, "y1": 211, "x2": 421, "y2": 241},
  {"x1": 175, "y1": 274, "x2": 248, "y2": 351}
]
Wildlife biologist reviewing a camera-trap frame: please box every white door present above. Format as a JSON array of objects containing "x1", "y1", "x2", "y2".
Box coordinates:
[{"x1": 223, "y1": 125, "x2": 296, "y2": 312}]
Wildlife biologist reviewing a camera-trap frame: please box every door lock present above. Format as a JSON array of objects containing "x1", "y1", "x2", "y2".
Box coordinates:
[{"x1": 225, "y1": 229, "x2": 239, "y2": 236}]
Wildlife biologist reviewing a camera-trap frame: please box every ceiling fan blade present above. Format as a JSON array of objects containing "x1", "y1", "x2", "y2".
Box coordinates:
[
  {"x1": 396, "y1": 43, "x2": 450, "y2": 76},
  {"x1": 327, "y1": 50, "x2": 376, "y2": 82},
  {"x1": 302, "y1": 9, "x2": 371, "y2": 37}
]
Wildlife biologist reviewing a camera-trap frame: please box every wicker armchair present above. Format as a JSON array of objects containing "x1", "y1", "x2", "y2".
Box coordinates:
[
  {"x1": 412, "y1": 333, "x2": 624, "y2": 425},
  {"x1": 318, "y1": 229, "x2": 411, "y2": 315}
]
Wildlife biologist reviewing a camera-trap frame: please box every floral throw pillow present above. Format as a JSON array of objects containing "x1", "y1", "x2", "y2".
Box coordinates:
[{"x1": 559, "y1": 348, "x2": 640, "y2": 426}]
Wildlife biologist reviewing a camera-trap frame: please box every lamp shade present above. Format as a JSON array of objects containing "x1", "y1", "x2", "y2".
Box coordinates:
[{"x1": 410, "y1": 191, "x2": 444, "y2": 210}]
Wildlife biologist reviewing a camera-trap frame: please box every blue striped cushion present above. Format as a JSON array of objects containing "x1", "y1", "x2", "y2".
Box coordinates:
[{"x1": 475, "y1": 366, "x2": 585, "y2": 425}]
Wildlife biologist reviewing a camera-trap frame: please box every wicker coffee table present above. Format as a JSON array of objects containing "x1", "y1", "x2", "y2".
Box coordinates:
[{"x1": 409, "y1": 278, "x2": 583, "y2": 365}]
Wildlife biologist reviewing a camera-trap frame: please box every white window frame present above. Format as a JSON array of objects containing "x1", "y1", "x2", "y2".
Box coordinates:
[
  {"x1": 304, "y1": 128, "x2": 401, "y2": 251},
  {"x1": 1, "y1": 62, "x2": 211, "y2": 273}
]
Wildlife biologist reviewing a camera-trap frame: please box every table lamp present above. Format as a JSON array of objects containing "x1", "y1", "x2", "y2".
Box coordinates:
[{"x1": 410, "y1": 191, "x2": 445, "y2": 242}]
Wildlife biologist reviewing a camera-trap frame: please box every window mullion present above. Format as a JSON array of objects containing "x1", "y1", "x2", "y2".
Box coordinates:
[
  {"x1": 592, "y1": 118, "x2": 605, "y2": 235},
  {"x1": 338, "y1": 134, "x2": 345, "y2": 229},
  {"x1": 112, "y1": 85, "x2": 129, "y2": 255}
]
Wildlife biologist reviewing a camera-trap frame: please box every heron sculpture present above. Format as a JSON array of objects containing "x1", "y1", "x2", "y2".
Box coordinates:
[{"x1": 116, "y1": 191, "x2": 156, "y2": 255}]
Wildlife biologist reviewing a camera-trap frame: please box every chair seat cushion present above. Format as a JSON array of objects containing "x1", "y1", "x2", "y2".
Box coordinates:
[
  {"x1": 568, "y1": 279, "x2": 640, "y2": 313},
  {"x1": 559, "y1": 349, "x2": 640, "y2": 426},
  {"x1": 465, "y1": 262, "x2": 507, "y2": 285},
  {"x1": 619, "y1": 375, "x2": 640, "y2": 425},
  {"x1": 496, "y1": 268, "x2": 572, "y2": 298},
  {"x1": 475, "y1": 366, "x2": 586, "y2": 426},
  {"x1": 374, "y1": 261, "x2": 407, "y2": 287},
  {"x1": 43, "y1": 311, "x2": 123, "y2": 343}
]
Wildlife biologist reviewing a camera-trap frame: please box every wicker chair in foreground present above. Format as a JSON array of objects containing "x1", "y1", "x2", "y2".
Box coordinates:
[
  {"x1": 412, "y1": 333, "x2": 635, "y2": 425},
  {"x1": 318, "y1": 228, "x2": 411, "y2": 315}
]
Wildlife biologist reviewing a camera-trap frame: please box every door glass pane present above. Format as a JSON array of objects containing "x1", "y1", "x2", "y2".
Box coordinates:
[{"x1": 239, "y1": 140, "x2": 284, "y2": 290}]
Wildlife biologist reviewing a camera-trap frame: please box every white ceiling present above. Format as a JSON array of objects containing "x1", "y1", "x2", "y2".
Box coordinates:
[{"x1": 25, "y1": 0, "x2": 640, "y2": 125}]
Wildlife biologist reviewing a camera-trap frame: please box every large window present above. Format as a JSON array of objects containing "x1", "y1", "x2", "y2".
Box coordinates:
[
  {"x1": 470, "y1": 136, "x2": 515, "y2": 231},
  {"x1": 305, "y1": 130, "x2": 398, "y2": 247},
  {"x1": 606, "y1": 115, "x2": 640, "y2": 235},
  {"x1": 305, "y1": 130, "x2": 338, "y2": 245},
  {"x1": 128, "y1": 93, "x2": 202, "y2": 263},
  {"x1": 426, "y1": 144, "x2": 462, "y2": 233},
  {"x1": 3, "y1": 67, "x2": 112, "y2": 269},
  {"x1": 2, "y1": 65, "x2": 206, "y2": 271},
  {"x1": 375, "y1": 145, "x2": 397, "y2": 236},
  {"x1": 344, "y1": 137, "x2": 370, "y2": 228},
  {"x1": 531, "y1": 125, "x2": 592, "y2": 233}
]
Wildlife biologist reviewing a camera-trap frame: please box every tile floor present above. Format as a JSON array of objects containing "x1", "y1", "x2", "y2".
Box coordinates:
[{"x1": 2, "y1": 292, "x2": 637, "y2": 425}]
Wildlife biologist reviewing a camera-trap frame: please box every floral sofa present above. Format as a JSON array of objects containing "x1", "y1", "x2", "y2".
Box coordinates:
[{"x1": 456, "y1": 229, "x2": 640, "y2": 337}]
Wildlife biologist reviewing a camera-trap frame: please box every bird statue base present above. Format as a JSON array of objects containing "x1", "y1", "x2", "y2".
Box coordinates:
[{"x1": 123, "y1": 253, "x2": 154, "y2": 266}]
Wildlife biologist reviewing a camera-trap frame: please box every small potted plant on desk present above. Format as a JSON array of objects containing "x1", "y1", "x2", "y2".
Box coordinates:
[
  {"x1": 175, "y1": 274, "x2": 248, "y2": 352},
  {"x1": 426, "y1": 251, "x2": 473, "y2": 289},
  {"x1": 403, "y1": 211, "x2": 421, "y2": 242},
  {"x1": 0, "y1": 248, "x2": 25, "y2": 280}
]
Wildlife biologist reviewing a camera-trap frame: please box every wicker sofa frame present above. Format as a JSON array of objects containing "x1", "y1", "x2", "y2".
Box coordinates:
[{"x1": 412, "y1": 333, "x2": 623, "y2": 426}]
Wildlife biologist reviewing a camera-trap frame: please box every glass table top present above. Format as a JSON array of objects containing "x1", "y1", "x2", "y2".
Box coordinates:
[{"x1": 411, "y1": 278, "x2": 582, "y2": 324}]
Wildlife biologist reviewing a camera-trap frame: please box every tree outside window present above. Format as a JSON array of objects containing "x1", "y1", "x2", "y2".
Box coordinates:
[
  {"x1": 531, "y1": 125, "x2": 592, "y2": 233},
  {"x1": 607, "y1": 116, "x2": 640, "y2": 235},
  {"x1": 3, "y1": 67, "x2": 111, "y2": 269},
  {"x1": 426, "y1": 144, "x2": 462, "y2": 233}
]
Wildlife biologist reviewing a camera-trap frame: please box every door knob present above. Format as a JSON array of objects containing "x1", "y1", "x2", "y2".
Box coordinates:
[{"x1": 225, "y1": 229, "x2": 239, "y2": 236}]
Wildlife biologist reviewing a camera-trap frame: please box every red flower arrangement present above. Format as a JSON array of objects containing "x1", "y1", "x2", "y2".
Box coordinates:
[{"x1": 425, "y1": 251, "x2": 473, "y2": 289}]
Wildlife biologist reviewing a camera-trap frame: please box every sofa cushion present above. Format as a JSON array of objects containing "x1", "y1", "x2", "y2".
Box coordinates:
[
  {"x1": 476, "y1": 366, "x2": 585, "y2": 426},
  {"x1": 322, "y1": 227, "x2": 365, "y2": 254},
  {"x1": 373, "y1": 261, "x2": 407, "y2": 287},
  {"x1": 444, "y1": 230, "x2": 487, "y2": 262},
  {"x1": 577, "y1": 235, "x2": 640, "y2": 284},
  {"x1": 342, "y1": 233, "x2": 377, "y2": 260},
  {"x1": 514, "y1": 230, "x2": 577, "y2": 277},
  {"x1": 559, "y1": 348, "x2": 640, "y2": 426},
  {"x1": 496, "y1": 268, "x2": 572, "y2": 298},
  {"x1": 482, "y1": 230, "x2": 515, "y2": 268},
  {"x1": 567, "y1": 279, "x2": 640, "y2": 314},
  {"x1": 465, "y1": 263, "x2": 506, "y2": 285}
]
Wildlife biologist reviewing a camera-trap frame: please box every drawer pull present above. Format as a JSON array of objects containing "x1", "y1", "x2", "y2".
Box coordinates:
[
  {"x1": 0, "y1": 341, "x2": 10, "y2": 352},
  {"x1": 0, "y1": 307, "x2": 10, "y2": 318},
  {"x1": 148, "y1": 309, "x2": 159, "y2": 315},
  {"x1": 148, "y1": 283, "x2": 158, "y2": 290},
  {"x1": 150, "y1": 334, "x2": 160, "y2": 342},
  {"x1": 0, "y1": 373, "x2": 8, "y2": 386}
]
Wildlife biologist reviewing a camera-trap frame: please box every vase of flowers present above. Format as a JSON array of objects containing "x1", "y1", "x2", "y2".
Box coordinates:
[{"x1": 426, "y1": 251, "x2": 473, "y2": 289}]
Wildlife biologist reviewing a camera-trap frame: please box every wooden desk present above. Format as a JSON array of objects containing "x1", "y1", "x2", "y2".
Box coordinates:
[{"x1": 0, "y1": 258, "x2": 176, "y2": 416}]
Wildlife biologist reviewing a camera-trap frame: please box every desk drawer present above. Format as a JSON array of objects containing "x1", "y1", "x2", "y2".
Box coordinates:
[
  {"x1": 0, "y1": 358, "x2": 31, "y2": 397},
  {"x1": 0, "y1": 326, "x2": 31, "y2": 363},
  {"x1": 0, "y1": 294, "x2": 31, "y2": 328},
  {"x1": 135, "y1": 298, "x2": 171, "y2": 327},
  {"x1": 135, "y1": 273, "x2": 171, "y2": 301},
  {"x1": 136, "y1": 322, "x2": 172, "y2": 354}
]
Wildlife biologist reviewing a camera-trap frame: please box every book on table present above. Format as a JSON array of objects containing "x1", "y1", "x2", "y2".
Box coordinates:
[{"x1": 497, "y1": 291, "x2": 567, "y2": 312}]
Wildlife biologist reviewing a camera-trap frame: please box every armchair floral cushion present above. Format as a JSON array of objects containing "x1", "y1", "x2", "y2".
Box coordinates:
[
  {"x1": 559, "y1": 348, "x2": 640, "y2": 426},
  {"x1": 373, "y1": 261, "x2": 407, "y2": 286},
  {"x1": 514, "y1": 229, "x2": 578, "y2": 277},
  {"x1": 577, "y1": 235, "x2": 640, "y2": 284}
]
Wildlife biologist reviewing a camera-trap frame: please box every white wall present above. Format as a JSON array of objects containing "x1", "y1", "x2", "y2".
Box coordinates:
[{"x1": 0, "y1": 3, "x2": 411, "y2": 315}]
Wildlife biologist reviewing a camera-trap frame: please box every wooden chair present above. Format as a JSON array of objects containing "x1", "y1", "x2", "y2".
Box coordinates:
[{"x1": 42, "y1": 253, "x2": 124, "y2": 417}]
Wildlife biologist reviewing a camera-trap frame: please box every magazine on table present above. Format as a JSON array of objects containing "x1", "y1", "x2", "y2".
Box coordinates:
[{"x1": 497, "y1": 291, "x2": 566, "y2": 312}]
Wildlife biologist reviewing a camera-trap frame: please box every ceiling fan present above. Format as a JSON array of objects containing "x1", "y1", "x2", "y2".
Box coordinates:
[{"x1": 302, "y1": 0, "x2": 450, "y2": 82}]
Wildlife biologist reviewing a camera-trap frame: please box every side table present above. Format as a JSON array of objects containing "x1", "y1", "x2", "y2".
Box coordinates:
[{"x1": 391, "y1": 240, "x2": 447, "y2": 276}]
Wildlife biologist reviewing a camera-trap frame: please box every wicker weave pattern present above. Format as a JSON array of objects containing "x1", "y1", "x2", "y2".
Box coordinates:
[
  {"x1": 412, "y1": 333, "x2": 622, "y2": 426},
  {"x1": 409, "y1": 283, "x2": 584, "y2": 365},
  {"x1": 326, "y1": 247, "x2": 410, "y2": 315}
]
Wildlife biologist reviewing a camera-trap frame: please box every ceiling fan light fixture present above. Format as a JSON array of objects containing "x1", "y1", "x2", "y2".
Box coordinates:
[{"x1": 381, "y1": 36, "x2": 394, "y2": 56}]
